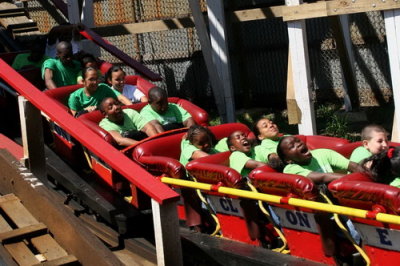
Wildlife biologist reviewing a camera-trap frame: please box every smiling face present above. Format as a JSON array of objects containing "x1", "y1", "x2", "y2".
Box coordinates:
[
  {"x1": 83, "y1": 69, "x2": 99, "y2": 95},
  {"x1": 100, "y1": 97, "x2": 123, "y2": 123},
  {"x1": 108, "y1": 69, "x2": 125, "y2": 92},
  {"x1": 256, "y1": 118, "x2": 280, "y2": 141},
  {"x1": 279, "y1": 136, "x2": 312, "y2": 165},
  {"x1": 191, "y1": 131, "x2": 212, "y2": 153},
  {"x1": 363, "y1": 131, "x2": 388, "y2": 155},
  {"x1": 229, "y1": 131, "x2": 251, "y2": 153}
]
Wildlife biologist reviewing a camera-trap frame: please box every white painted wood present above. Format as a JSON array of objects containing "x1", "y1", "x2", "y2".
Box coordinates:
[
  {"x1": 286, "y1": 0, "x2": 316, "y2": 134},
  {"x1": 80, "y1": 0, "x2": 100, "y2": 57},
  {"x1": 151, "y1": 199, "x2": 182, "y2": 266},
  {"x1": 18, "y1": 96, "x2": 46, "y2": 179},
  {"x1": 207, "y1": 0, "x2": 235, "y2": 123},
  {"x1": 384, "y1": 10, "x2": 400, "y2": 142}
]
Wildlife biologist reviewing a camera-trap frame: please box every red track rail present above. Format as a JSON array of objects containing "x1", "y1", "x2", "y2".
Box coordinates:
[{"x1": 0, "y1": 60, "x2": 179, "y2": 204}]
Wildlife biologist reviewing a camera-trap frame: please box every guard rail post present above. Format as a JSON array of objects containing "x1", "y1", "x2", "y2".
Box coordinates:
[{"x1": 18, "y1": 96, "x2": 46, "y2": 180}]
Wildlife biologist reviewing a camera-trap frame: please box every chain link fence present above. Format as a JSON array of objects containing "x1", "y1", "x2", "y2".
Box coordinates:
[{"x1": 25, "y1": 0, "x2": 392, "y2": 109}]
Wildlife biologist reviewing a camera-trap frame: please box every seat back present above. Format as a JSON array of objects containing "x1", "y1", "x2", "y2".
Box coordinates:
[
  {"x1": 249, "y1": 170, "x2": 318, "y2": 200},
  {"x1": 297, "y1": 135, "x2": 350, "y2": 150},
  {"x1": 329, "y1": 173, "x2": 400, "y2": 214},
  {"x1": 44, "y1": 84, "x2": 83, "y2": 112},
  {"x1": 0, "y1": 51, "x2": 29, "y2": 65}
]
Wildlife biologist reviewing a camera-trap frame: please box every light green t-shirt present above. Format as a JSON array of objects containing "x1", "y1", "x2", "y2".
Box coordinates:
[
  {"x1": 229, "y1": 148, "x2": 256, "y2": 176},
  {"x1": 214, "y1": 137, "x2": 229, "y2": 152},
  {"x1": 179, "y1": 139, "x2": 218, "y2": 166},
  {"x1": 140, "y1": 103, "x2": 191, "y2": 125},
  {"x1": 68, "y1": 83, "x2": 120, "y2": 112},
  {"x1": 283, "y1": 149, "x2": 350, "y2": 177},
  {"x1": 12, "y1": 53, "x2": 49, "y2": 70},
  {"x1": 41, "y1": 58, "x2": 81, "y2": 87},
  {"x1": 99, "y1": 109, "x2": 147, "y2": 134},
  {"x1": 390, "y1": 178, "x2": 400, "y2": 188},
  {"x1": 349, "y1": 146, "x2": 372, "y2": 163},
  {"x1": 254, "y1": 137, "x2": 282, "y2": 163}
]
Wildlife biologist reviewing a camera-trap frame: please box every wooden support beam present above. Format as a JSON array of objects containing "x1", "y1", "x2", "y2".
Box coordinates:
[
  {"x1": 18, "y1": 96, "x2": 46, "y2": 180},
  {"x1": 207, "y1": 0, "x2": 236, "y2": 123},
  {"x1": 80, "y1": 0, "x2": 100, "y2": 57},
  {"x1": 384, "y1": 10, "x2": 400, "y2": 141},
  {"x1": 189, "y1": 0, "x2": 227, "y2": 122},
  {"x1": 286, "y1": 0, "x2": 316, "y2": 134},
  {"x1": 151, "y1": 199, "x2": 182, "y2": 266}
]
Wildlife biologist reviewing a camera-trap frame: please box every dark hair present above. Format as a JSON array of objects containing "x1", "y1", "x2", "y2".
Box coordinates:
[
  {"x1": 98, "y1": 97, "x2": 117, "y2": 114},
  {"x1": 186, "y1": 125, "x2": 216, "y2": 147},
  {"x1": 276, "y1": 136, "x2": 290, "y2": 164},
  {"x1": 148, "y1": 86, "x2": 167, "y2": 103},
  {"x1": 105, "y1": 66, "x2": 125, "y2": 85},
  {"x1": 82, "y1": 66, "x2": 97, "y2": 80},
  {"x1": 361, "y1": 124, "x2": 388, "y2": 141},
  {"x1": 362, "y1": 146, "x2": 400, "y2": 183},
  {"x1": 81, "y1": 54, "x2": 97, "y2": 67}
]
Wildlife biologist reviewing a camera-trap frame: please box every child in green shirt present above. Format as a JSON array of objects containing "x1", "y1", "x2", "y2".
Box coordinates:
[
  {"x1": 350, "y1": 124, "x2": 388, "y2": 163},
  {"x1": 179, "y1": 125, "x2": 219, "y2": 166},
  {"x1": 277, "y1": 136, "x2": 362, "y2": 184},
  {"x1": 361, "y1": 146, "x2": 400, "y2": 187},
  {"x1": 228, "y1": 131, "x2": 266, "y2": 176}
]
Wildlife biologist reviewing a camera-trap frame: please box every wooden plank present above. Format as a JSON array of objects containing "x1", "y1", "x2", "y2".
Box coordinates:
[
  {"x1": 0, "y1": 150, "x2": 122, "y2": 265},
  {"x1": 33, "y1": 254, "x2": 78, "y2": 266},
  {"x1": 286, "y1": 0, "x2": 316, "y2": 134},
  {"x1": 0, "y1": 196, "x2": 39, "y2": 227},
  {"x1": 232, "y1": 6, "x2": 282, "y2": 22},
  {"x1": 0, "y1": 244, "x2": 18, "y2": 266},
  {"x1": 0, "y1": 223, "x2": 47, "y2": 243},
  {"x1": 4, "y1": 242, "x2": 40, "y2": 266},
  {"x1": 31, "y1": 234, "x2": 68, "y2": 261},
  {"x1": 0, "y1": 215, "x2": 13, "y2": 233},
  {"x1": 151, "y1": 199, "x2": 182, "y2": 266},
  {"x1": 0, "y1": 134, "x2": 24, "y2": 160},
  {"x1": 283, "y1": 0, "x2": 400, "y2": 21},
  {"x1": 384, "y1": 9, "x2": 400, "y2": 142}
]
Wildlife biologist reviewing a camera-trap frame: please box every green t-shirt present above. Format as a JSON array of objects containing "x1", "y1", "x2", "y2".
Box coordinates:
[
  {"x1": 41, "y1": 58, "x2": 81, "y2": 87},
  {"x1": 214, "y1": 137, "x2": 229, "y2": 152},
  {"x1": 390, "y1": 178, "x2": 400, "y2": 188},
  {"x1": 229, "y1": 148, "x2": 256, "y2": 177},
  {"x1": 179, "y1": 139, "x2": 218, "y2": 166},
  {"x1": 283, "y1": 149, "x2": 350, "y2": 177},
  {"x1": 350, "y1": 146, "x2": 372, "y2": 163},
  {"x1": 140, "y1": 103, "x2": 191, "y2": 125},
  {"x1": 12, "y1": 53, "x2": 49, "y2": 70},
  {"x1": 99, "y1": 109, "x2": 147, "y2": 134},
  {"x1": 68, "y1": 83, "x2": 120, "y2": 112},
  {"x1": 254, "y1": 137, "x2": 282, "y2": 163}
]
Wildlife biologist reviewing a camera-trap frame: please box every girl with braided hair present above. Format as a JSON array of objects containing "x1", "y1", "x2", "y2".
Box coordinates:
[
  {"x1": 179, "y1": 125, "x2": 219, "y2": 166},
  {"x1": 362, "y1": 146, "x2": 400, "y2": 187}
]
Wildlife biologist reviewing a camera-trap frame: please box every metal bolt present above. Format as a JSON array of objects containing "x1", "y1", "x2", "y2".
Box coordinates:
[
  {"x1": 372, "y1": 3, "x2": 376, "y2": 7},
  {"x1": 334, "y1": 8, "x2": 337, "y2": 12},
  {"x1": 352, "y1": 0, "x2": 355, "y2": 2}
]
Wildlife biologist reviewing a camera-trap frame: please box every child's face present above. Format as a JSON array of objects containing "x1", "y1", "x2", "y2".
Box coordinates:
[
  {"x1": 256, "y1": 118, "x2": 279, "y2": 140},
  {"x1": 109, "y1": 70, "x2": 125, "y2": 90},
  {"x1": 280, "y1": 136, "x2": 312, "y2": 165},
  {"x1": 150, "y1": 96, "x2": 168, "y2": 114},
  {"x1": 363, "y1": 131, "x2": 388, "y2": 155},
  {"x1": 83, "y1": 69, "x2": 99, "y2": 93},
  {"x1": 229, "y1": 131, "x2": 251, "y2": 153},
  {"x1": 192, "y1": 132, "x2": 212, "y2": 153},
  {"x1": 101, "y1": 98, "x2": 123, "y2": 122}
]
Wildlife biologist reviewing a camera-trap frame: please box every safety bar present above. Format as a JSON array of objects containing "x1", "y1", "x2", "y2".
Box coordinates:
[
  {"x1": 161, "y1": 177, "x2": 400, "y2": 225},
  {"x1": 0, "y1": 60, "x2": 179, "y2": 204}
]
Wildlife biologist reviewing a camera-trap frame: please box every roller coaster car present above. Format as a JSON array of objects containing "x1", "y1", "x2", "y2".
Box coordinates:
[
  {"x1": 130, "y1": 123, "x2": 254, "y2": 215},
  {"x1": 43, "y1": 75, "x2": 155, "y2": 164},
  {"x1": 329, "y1": 173, "x2": 400, "y2": 265}
]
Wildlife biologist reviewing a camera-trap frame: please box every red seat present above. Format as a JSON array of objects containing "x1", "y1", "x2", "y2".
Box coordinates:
[
  {"x1": 296, "y1": 135, "x2": 350, "y2": 150},
  {"x1": 329, "y1": 174, "x2": 400, "y2": 264}
]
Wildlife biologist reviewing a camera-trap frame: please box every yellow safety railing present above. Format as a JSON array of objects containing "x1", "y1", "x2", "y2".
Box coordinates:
[{"x1": 161, "y1": 177, "x2": 400, "y2": 225}]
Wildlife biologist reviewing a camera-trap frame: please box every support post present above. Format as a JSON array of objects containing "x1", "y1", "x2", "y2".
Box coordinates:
[
  {"x1": 286, "y1": 0, "x2": 316, "y2": 135},
  {"x1": 80, "y1": 0, "x2": 101, "y2": 57},
  {"x1": 66, "y1": 0, "x2": 80, "y2": 24},
  {"x1": 207, "y1": 0, "x2": 235, "y2": 123},
  {"x1": 18, "y1": 96, "x2": 46, "y2": 179},
  {"x1": 151, "y1": 199, "x2": 182, "y2": 266},
  {"x1": 188, "y1": 0, "x2": 228, "y2": 123},
  {"x1": 384, "y1": 9, "x2": 400, "y2": 142}
]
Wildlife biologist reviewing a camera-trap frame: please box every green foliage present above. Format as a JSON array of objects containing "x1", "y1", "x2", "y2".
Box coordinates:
[{"x1": 322, "y1": 114, "x2": 348, "y2": 138}]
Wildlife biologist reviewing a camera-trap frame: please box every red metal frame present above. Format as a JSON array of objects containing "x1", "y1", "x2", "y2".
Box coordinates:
[{"x1": 0, "y1": 60, "x2": 179, "y2": 204}]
